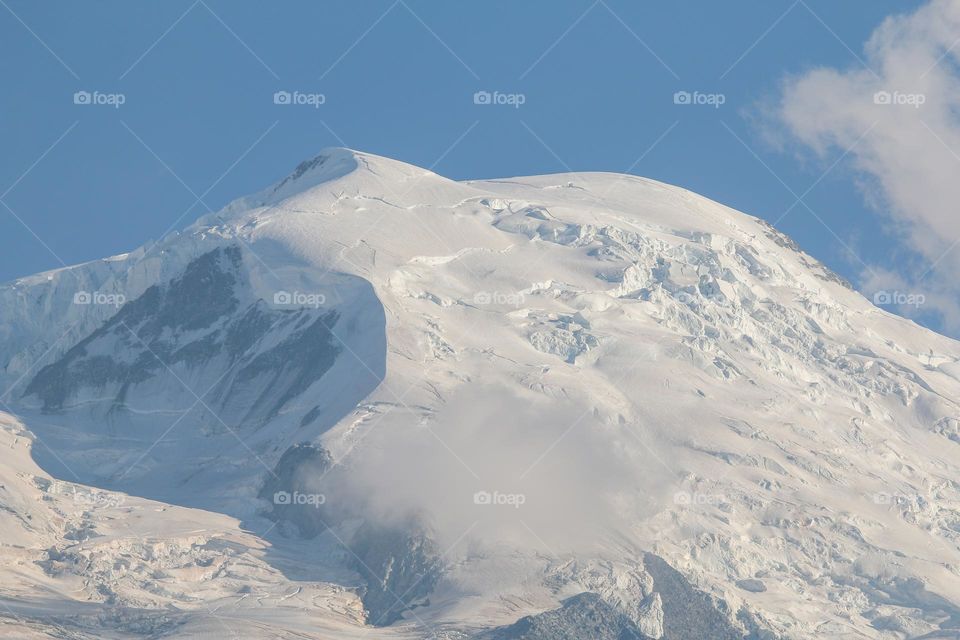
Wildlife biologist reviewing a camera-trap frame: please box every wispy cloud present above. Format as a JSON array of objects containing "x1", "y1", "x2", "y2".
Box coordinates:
[
  {"x1": 318, "y1": 384, "x2": 670, "y2": 555},
  {"x1": 771, "y1": 0, "x2": 960, "y2": 332}
]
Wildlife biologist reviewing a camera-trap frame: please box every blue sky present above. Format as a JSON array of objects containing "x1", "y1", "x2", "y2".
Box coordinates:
[{"x1": 4, "y1": 0, "x2": 951, "y2": 333}]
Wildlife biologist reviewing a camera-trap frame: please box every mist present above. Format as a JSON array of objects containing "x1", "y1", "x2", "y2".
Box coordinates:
[{"x1": 315, "y1": 384, "x2": 669, "y2": 557}]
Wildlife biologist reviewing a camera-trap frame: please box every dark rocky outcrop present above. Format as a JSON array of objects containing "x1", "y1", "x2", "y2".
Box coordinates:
[
  {"x1": 24, "y1": 246, "x2": 342, "y2": 428},
  {"x1": 478, "y1": 592, "x2": 650, "y2": 640},
  {"x1": 258, "y1": 443, "x2": 333, "y2": 537},
  {"x1": 643, "y1": 553, "x2": 744, "y2": 640},
  {"x1": 351, "y1": 522, "x2": 444, "y2": 627}
]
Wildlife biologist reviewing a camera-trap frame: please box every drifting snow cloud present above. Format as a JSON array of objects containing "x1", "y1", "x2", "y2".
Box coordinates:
[
  {"x1": 773, "y1": 0, "x2": 960, "y2": 331},
  {"x1": 320, "y1": 384, "x2": 669, "y2": 556}
]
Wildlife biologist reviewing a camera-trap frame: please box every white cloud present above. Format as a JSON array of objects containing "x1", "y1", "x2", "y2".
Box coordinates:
[
  {"x1": 774, "y1": 0, "x2": 960, "y2": 331},
  {"x1": 319, "y1": 384, "x2": 670, "y2": 555}
]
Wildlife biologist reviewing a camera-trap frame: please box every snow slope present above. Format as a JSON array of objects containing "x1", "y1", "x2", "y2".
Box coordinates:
[
  {"x1": 1, "y1": 148, "x2": 960, "y2": 638},
  {"x1": 0, "y1": 412, "x2": 399, "y2": 640}
]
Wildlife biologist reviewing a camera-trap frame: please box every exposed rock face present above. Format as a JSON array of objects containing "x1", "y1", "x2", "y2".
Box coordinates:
[
  {"x1": 349, "y1": 523, "x2": 444, "y2": 627},
  {"x1": 24, "y1": 246, "x2": 343, "y2": 429},
  {"x1": 478, "y1": 592, "x2": 651, "y2": 640},
  {"x1": 643, "y1": 554, "x2": 743, "y2": 640},
  {"x1": 736, "y1": 579, "x2": 767, "y2": 593},
  {"x1": 259, "y1": 442, "x2": 334, "y2": 537},
  {"x1": 479, "y1": 553, "x2": 759, "y2": 640}
]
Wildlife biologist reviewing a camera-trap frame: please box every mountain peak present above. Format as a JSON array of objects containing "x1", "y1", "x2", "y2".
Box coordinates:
[
  {"x1": 271, "y1": 147, "x2": 362, "y2": 197},
  {"x1": 224, "y1": 147, "x2": 454, "y2": 215}
]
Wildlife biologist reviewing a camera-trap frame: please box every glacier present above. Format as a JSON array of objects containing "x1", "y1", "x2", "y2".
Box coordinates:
[{"x1": 1, "y1": 148, "x2": 959, "y2": 639}]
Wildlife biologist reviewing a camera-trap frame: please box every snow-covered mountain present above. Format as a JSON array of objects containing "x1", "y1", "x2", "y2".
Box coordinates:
[{"x1": 2, "y1": 148, "x2": 960, "y2": 639}]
